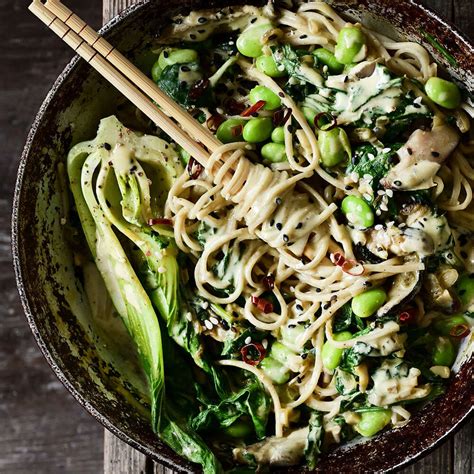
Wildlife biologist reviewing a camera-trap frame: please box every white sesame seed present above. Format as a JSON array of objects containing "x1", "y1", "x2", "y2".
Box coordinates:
[
  {"x1": 201, "y1": 301, "x2": 209, "y2": 309},
  {"x1": 290, "y1": 286, "x2": 295, "y2": 292},
  {"x1": 204, "y1": 320, "x2": 213, "y2": 330},
  {"x1": 382, "y1": 147, "x2": 391, "y2": 153},
  {"x1": 386, "y1": 189, "x2": 394, "y2": 197},
  {"x1": 185, "y1": 312, "x2": 193, "y2": 322},
  {"x1": 210, "y1": 317, "x2": 219, "y2": 325},
  {"x1": 262, "y1": 339, "x2": 269, "y2": 349},
  {"x1": 350, "y1": 172, "x2": 359, "y2": 182},
  {"x1": 399, "y1": 223, "x2": 406, "y2": 228},
  {"x1": 216, "y1": 107, "x2": 224, "y2": 114},
  {"x1": 245, "y1": 336, "x2": 252, "y2": 345},
  {"x1": 363, "y1": 193, "x2": 372, "y2": 201},
  {"x1": 323, "y1": 65, "x2": 328, "y2": 73},
  {"x1": 376, "y1": 209, "x2": 382, "y2": 216},
  {"x1": 377, "y1": 189, "x2": 385, "y2": 196},
  {"x1": 363, "y1": 174, "x2": 373, "y2": 181},
  {"x1": 368, "y1": 153, "x2": 375, "y2": 161},
  {"x1": 380, "y1": 204, "x2": 388, "y2": 211},
  {"x1": 158, "y1": 266, "x2": 166, "y2": 273},
  {"x1": 414, "y1": 96, "x2": 422, "y2": 105},
  {"x1": 375, "y1": 224, "x2": 384, "y2": 230}
]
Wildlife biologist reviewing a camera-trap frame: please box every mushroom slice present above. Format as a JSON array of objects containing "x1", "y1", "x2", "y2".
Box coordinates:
[
  {"x1": 381, "y1": 123, "x2": 460, "y2": 190},
  {"x1": 377, "y1": 258, "x2": 423, "y2": 316}
]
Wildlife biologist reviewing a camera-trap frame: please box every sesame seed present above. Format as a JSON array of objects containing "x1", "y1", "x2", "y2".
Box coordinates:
[
  {"x1": 210, "y1": 317, "x2": 219, "y2": 325},
  {"x1": 276, "y1": 222, "x2": 283, "y2": 230},
  {"x1": 363, "y1": 193, "x2": 372, "y2": 201},
  {"x1": 262, "y1": 339, "x2": 268, "y2": 349},
  {"x1": 382, "y1": 147, "x2": 391, "y2": 153},
  {"x1": 363, "y1": 174, "x2": 373, "y2": 181},
  {"x1": 375, "y1": 224, "x2": 384, "y2": 230},
  {"x1": 368, "y1": 153, "x2": 375, "y2": 161},
  {"x1": 185, "y1": 312, "x2": 193, "y2": 322},
  {"x1": 376, "y1": 209, "x2": 382, "y2": 216},
  {"x1": 386, "y1": 189, "x2": 394, "y2": 197},
  {"x1": 283, "y1": 234, "x2": 289, "y2": 242},
  {"x1": 204, "y1": 320, "x2": 213, "y2": 330},
  {"x1": 244, "y1": 336, "x2": 252, "y2": 345},
  {"x1": 276, "y1": 197, "x2": 282, "y2": 205},
  {"x1": 380, "y1": 204, "x2": 388, "y2": 211}
]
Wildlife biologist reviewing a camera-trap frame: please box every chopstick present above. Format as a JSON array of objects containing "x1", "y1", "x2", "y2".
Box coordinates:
[{"x1": 28, "y1": 0, "x2": 219, "y2": 167}]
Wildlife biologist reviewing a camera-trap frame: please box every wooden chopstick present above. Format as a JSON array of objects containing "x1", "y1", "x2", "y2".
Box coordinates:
[
  {"x1": 43, "y1": 0, "x2": 221, "y2": 154},
  {"x1": 28, "y1": 0, "x2": 213, "y2": 165}
]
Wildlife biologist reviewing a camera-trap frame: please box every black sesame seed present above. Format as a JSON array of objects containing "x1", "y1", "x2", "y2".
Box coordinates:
[
  {"x1": 300, "y1": 34, "x2": 308, "y2": 39},
  {"x1": 288, "y1": 324, "x2": 296, "y2": 328},
  {"x1": 344, "y1": 76, "x2": 349, "y2": 83},
  {"x1": 296, "y1": 222, "x2": 303, "y2": 229},
  {"x1": 394, "y1": 180, "x2": 402, "y2": 186},
  {"x1": 198, "y1": 17, "x2": 207, "y2": 23},
  {"x1": 323, "y1": 304, "x2": 330, "y2": 310},
  {"x1": 431, "y1": 151, "x2": 440, "y2": 158},
  {"x1": 250, "y1": 17, "x2": 257, "y2": 23},
  {"x1": 181, "y1": 65, "x2": 190, "y2": 72},
  {"x1": 461, "y1": 251, "x2": 468, "y2": 259},
  {"x1": 301, "y1": 353, "x2": 308, "y2": 359},
  {"x1": 190, "y1": 34, "x2": 197, "y2": 40},
  {"x1": 104, "y1": 143, "x2": 111, "y2": 150},
  {"x1": 276, "y1": 197, "x2": 282, "y2": 205},
  {"x1": 297, "y1": 376, "x2": 303, "y2": 383},
  {"x1": 316, "y1": 288, "x2": 321, "y2": 293},
  {"x1": 345, "y1": 185, "x2": 353, "y2": 190},
  {"x1": 163, "y1": 50, "x2": 169, "y2": 58},
  {"x1": 270, "y1": 219, "x2": 275, "y2": 226},
  {"x1": 278, "y1": 92, "x2": 285, "y2": 98},
  {"x1": 296, "y1": 304, "x2": 303, "y2": 311},
  {"x1": 276, "y1": 223, "x2": 283, "y2": 231},
  {"x1": 407, "y1": 148, "x2": 413, "y2": 155},
  {"x1": 283, "y1": 234, "x2": 289, "y2": 242}
]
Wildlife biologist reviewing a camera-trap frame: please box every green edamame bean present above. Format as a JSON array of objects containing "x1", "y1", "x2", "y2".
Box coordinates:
[
  {"x1": 322, "y1": 331, "x2": 353, "y2": 370},
  {"x1": 260, "y1": 357, "x2": 290, "y2": 384},
  {"x1": 334, "y1": 27, "x2": 367, "y2": 65},
  {"x1": 425, "y1": 77, "x2": 461, "y2": 110},
  {"x1": 303, "y1": 107, "x2": 317, "y2": 125},
  {"x1": 318, "y1": 127, "x2": 351, "y2": 167},
  {"x1": 236, "y1": 23, "x2": 274, "y2": 58},
  {"x1": 158, "y1": 48, "x2": 199, "y2": 70},
  {"x1": 313, "y1": 48, "x2": 344, "y2": 74},
  {"x1": 216, "y1": 118, "x2": 246, "y2": 143},
  {"x1": 271, "y1": 126, "x2": 285, "y2": 144},
  {"x1": 433, "y1": 314, "x2": 468, "y2": 336},
  {"x1": 249, "y1": 85, "x2": 281, "y2": 111},
  {"x1": 432, "y1": 336, "x2": 456, "y2": 366},
  {"x1": 352, "y1": 288, "x2": 387, "y2": 318},
  {"x1": 151, "y1": 60, "x2": 163, "y2": 82},
  {"x1": 270, "y1": 341, "x2": 296, "y2": 366},
  {"x1": 243, "y1": 117, "x2": 273, "y2": 143},
  {"x1": 261, "y1": 143, "x2": 287, "y2": 163},
  {"x1": 455, "y1": 273, "x2": 474, "y2": 308},
  {"x1": 223, "y1": 419, "x2": 253, "y2": 438},
  {"x1": 355, "y1": 409, "x2": 391, "y2": 437},
  {"x1": 256, "y1": 55, "x2": 286, "y2": 77},
  {"x1": 341, "y1": 195, "x2": 375, "y2": 229}
]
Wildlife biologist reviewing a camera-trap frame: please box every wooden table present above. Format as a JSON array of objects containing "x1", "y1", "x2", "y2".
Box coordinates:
[{"x1": 0, "y1": 1, "x2": 471, "y2": 473}]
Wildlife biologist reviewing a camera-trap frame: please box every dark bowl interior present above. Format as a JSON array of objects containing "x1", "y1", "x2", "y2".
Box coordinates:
[{"x1": 12, "y1": 0, "x2": 474, "y2": 472}]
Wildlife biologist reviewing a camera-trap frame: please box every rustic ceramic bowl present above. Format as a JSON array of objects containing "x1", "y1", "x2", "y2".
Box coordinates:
[{"x1": 12, "y1": 0, "x2": 474, "y2": 472}]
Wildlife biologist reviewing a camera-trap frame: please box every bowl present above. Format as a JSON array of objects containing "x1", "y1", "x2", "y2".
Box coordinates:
[{"x1": 12, "y1": 0, "x2": 474, "y2": 472}]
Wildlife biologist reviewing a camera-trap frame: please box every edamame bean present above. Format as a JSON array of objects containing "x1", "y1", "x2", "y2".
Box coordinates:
[
  {"x1": 223, "y1": 419, "x2": 253, "y2": 438},
  {"x1": 303, "y1": 107, "x2": 317, "y2": 125},
  {"x1": 151, "y1": 60, "x2": 163, "y2": 82},
  {"x1": 261, "y1": 143, "x2": 287, "y2": 163},
  {"x1": 318, "y1": 127, "x2": 351, "y2": 167},
  {"x1": 313, "y1": 48, "x2": 344, "y2": 74},
  {"x1": 243, "y1": 117, "x2": 273, "y2": 143},
  {"x1": 433, "y1": 314, "x2": 468, "y2": 336},
  {"x1": 249, "y1": 85, "x2": 281, "y2": 111},
  {"x1": 334, "y1": 27, "x2": 367, "y2": 65},
  {"x1": 158, "y1": 48, "x2": 199, "y2": 70},
  {"x1": 351, "y1": 288, "x2": 387, "y2": 318},
  {"x1": 271, "y1": 126, "x2": 285, "y2": 144},
  {"x1": 256, "y1": 55, "x2": 286, "y2": 77},
  {"x1": 270, "y1": 341, "x2": 296, "y2": 366},
  {"x1": 355, "y1": 409, "x2": 391, "y2": 437},
  {"x1": 322, "y1": 331, "x2": 353, "y2": 370},
  {"x1": 425, "y1": 77, "x2": 461, "y2": 109},
  {"x1": 236, "y1": 23, "x2": 274, "y2": 58},
  {"x1": 260, "y1": 357, "x2": 290, "y2": 384},
  {"x1": 432, "y1": 336, "x2": 456, "y2": 366},
  {"x1": 341, "y1": 195, "x2": 375, "y2": 229},
  {"x1": 455, "y1": 273, "x2": 474, "y2": 308},
  {"x1": 216, "y1": 118, "x2": 246, "y2": 143}
]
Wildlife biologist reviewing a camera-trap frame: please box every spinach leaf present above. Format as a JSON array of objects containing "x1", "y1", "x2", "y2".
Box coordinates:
[
  {"x1": 191, "y1": 375, "x2": 271, "y2": 439},
  {"x1": 335, "y1": 368, "x2": 358, "y2": 396},
  {"x1": 304, "y1": 410, "x2": 324, "y2": 470},
  {"x1": 347, "y1": 144, "x2": 398, "y2": 189},
  {"x1": 333, "y1": 302, "x2": 365, "y2": 333},
  {"x1": 157, "y1": 63, "x2": 215, "y2": 108}
]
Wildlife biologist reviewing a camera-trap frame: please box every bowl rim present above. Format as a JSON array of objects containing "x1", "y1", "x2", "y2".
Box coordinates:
[{"x1": 11, "y1": 0, "x2": 473, "y2": 472}]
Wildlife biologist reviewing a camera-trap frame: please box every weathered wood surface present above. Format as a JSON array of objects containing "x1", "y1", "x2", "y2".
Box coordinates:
[{"x1": 0, "y1": 0, "x2": 471, "y2": 473}]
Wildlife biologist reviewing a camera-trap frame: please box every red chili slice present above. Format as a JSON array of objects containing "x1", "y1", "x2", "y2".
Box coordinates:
[
  {"x1": 188, "y1": 78, "x2": 210, "y2": 101},
  {"x1": 187, "y1": 157, "x2": 204, "y2": 180},
  {"x1": 342, "y1": 259, "x2": 365, "y2": 276},
  {"x1": 262, "y1": 275, "x2": 275, "y2": 290},
  {"x1": 231, "y1": 124, "x2": 244, "y2": 137},
  {"x1": 314, "y1": 112, "x2": 337, "y2": 131},
  {"x1": 399, "y1": 308, "x2": 417, "y2": 324},
  {"x1": 148, "y1": 218, "x2": 173, "y2": 226},
  {"x1": 241, "y1": 100, "x2": 266, "y2": 117},
  {"x1": 449, "y1": 324, "x2": 470, "y2": 338},
  {"x1": 330, "y1": 252, "x2": 346, "y2": 266},
  {"x1": 251, "y1": 295, "x2": 274, "y2": 314},
  {"x1": 273, "y1": 108, "x2": 292, "y2": 127},
  {"x1": 240, "y1": 342, "x2": 267, "y2": 366},
  {"x1": 206, "y1": 114, "x2": 225, "y2": 132}
]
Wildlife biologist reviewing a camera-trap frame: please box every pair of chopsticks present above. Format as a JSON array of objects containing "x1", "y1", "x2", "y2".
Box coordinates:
[{"x1": 28, "y1": 0, "x2": 221, "y2": 168}]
